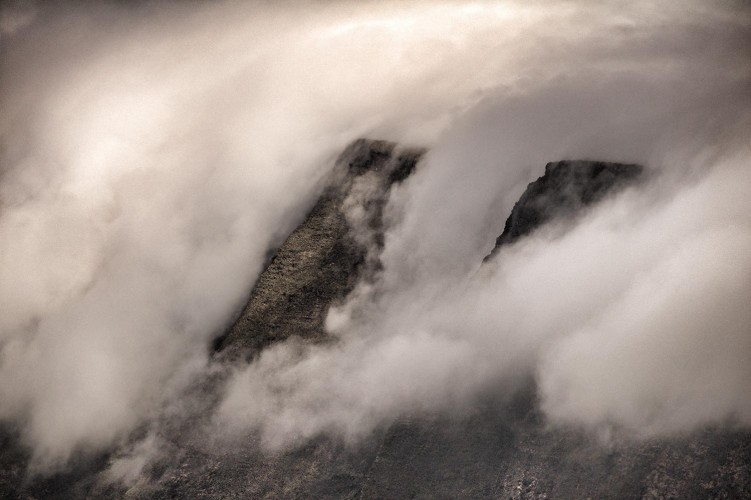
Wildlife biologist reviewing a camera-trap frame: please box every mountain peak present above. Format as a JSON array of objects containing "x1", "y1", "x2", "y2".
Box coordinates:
[{"x1": 486, "y1": 159, "x2": 643, "y2": 260}]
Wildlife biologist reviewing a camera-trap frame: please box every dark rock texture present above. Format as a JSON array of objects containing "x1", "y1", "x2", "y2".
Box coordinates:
[
  {"x1": 486, "y1": 160, "x2": 643, "y2": 260},
  {"x1": 1, "y1": 141, "x2": 749, "y2": 499},
  {"x1": 215, "y1": 138, "x2": 425, "y2": 360}
]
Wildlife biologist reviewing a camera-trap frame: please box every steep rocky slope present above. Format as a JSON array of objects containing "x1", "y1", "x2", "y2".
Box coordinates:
[
  {"x1": 215, "y1": 138, "x2": 424, "y2": 360},
  {"x1": 118, "y1": 140, "x2": 751, "y2": 499},
  {"x1": 1, "y1": 139, "x2": 749, "y2": 499},
  {"x1": 486, "y1": 160, "x2": 643, "y2": 259}
]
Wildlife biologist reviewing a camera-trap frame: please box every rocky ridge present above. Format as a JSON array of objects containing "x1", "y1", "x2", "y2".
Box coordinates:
[
  {"x1": 1, "y1": 139, "x2": 749, "y2": 499},
  {"x1": 215, "y1": 138, "x2": 425, "y2": 360},
  {"x1": 486, "y1": 159, "x2": 643, "y2": 259}
]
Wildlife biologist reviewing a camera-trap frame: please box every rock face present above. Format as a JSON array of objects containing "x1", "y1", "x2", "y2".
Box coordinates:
[
  {"x1": 486, "y1": 160, "x2": 643, "y2": 259},
  {"x1": 1, "y1": 140, "x2": 750, "y2": 499},
  {"x1": 215, "y1": 138, "x2": 424, "y2": 360}
]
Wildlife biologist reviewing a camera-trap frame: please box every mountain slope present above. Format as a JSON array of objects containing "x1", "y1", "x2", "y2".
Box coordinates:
[
  {"x1": 151, "y1": 140, "x2": 751, "y2": 499},
  {"x1": 486, "y1": 159, "x2": 643, "y2": 259},
  {"x1": 1, "y1": 139, "x2": 749, "y2": 499},
  {"x1": 216, "y1": 138, "x2": 425, "y2": 360}
]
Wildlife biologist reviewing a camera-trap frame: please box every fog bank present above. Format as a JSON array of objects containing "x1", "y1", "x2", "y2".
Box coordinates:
[
  {"x1": 217, "y1": 0, "x2": 751, "y2": 448},
  {"x1": 0, "y1": 0, "x2": 749, "y2": 473}
]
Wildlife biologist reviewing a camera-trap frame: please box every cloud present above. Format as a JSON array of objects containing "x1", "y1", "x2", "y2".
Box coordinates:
[
  {"x1": 537, "y1": 159, "x2": 751, "y2": 435},
  {"x1": 1, "y1": 0, "x2": 749, "y2": 475},
  {"x1": 216, "y1": 0, "x2": 751, "y2": 449},
  {"x1": 1, "y1": 0, "x2": 597, "y2": 471}
]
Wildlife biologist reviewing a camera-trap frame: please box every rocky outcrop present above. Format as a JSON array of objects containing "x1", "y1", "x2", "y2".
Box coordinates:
[
  {"x1": 486, "y1": 160, "x2": 643, "y2": 260},
  {"x1": 215, "y1": 138, "x2": 424, "y2": 360}
]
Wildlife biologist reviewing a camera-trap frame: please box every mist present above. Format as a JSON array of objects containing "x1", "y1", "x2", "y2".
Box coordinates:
[
  {"x1": 216, "y1": 0, "x2": 751, "y2": 448},
  {"x1": 1, "y1": 0, "x2": 749, "y2": 477}
]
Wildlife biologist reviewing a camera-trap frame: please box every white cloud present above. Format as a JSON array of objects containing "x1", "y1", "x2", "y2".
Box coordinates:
[
  {"x1": 0, "y1": 0, "x2": 749, "y2": 474},
  {"x1": 216, "y1": 0, "x2": 751, "y2": 449}
]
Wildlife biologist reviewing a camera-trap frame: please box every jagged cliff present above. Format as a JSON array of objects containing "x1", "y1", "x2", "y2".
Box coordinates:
[
  {"x1": 215, "y1": 139, "x2": 424, "y2": 360},
  {"x1": 486, "y1": 160, "x2": 643, "y2": 259},
  {"x1": 1, "y1": 140, "x2": 749, "y2": 499}
]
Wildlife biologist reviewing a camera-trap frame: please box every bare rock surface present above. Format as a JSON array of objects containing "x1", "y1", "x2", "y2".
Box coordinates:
[
  {"x1": 486, "y1": 160, "x2": 643, "y2": 260},
  {"x1": 215, "y1": 138, "x2": 424, "y2": 361}
]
